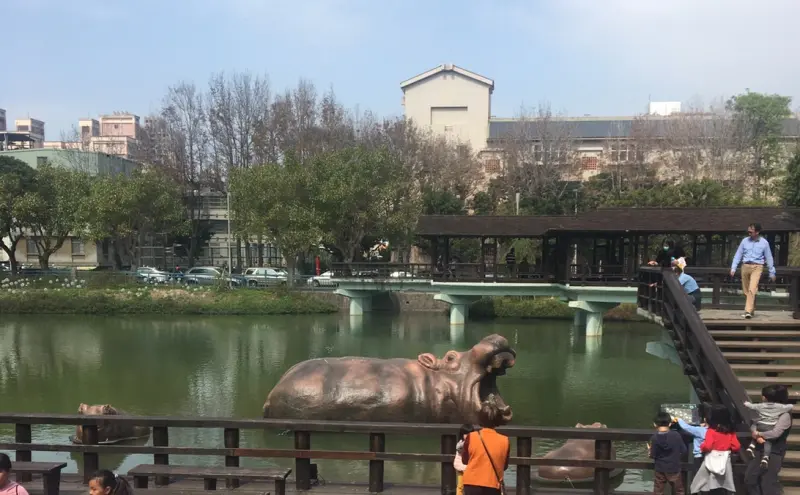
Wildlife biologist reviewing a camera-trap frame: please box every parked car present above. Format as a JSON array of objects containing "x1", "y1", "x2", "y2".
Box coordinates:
[
  {"x1": 307, "y1": 271, "x2": 337, "y2": 287},
  {"x1": 243, "y1": 267, "x2": 287, "y2": 287},
  {"x1": 183, "y1": 267, "x2": 245, "y2": 287},
  {"x1": 135, "y1": 267, "x2": 172, "y2": 284}
]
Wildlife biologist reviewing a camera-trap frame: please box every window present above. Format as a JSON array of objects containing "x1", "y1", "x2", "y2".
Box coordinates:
[
  {"x1": 581, "y1": 156, "x2": 599, "y2": 171},
  {"x1": 444, "y1": 125, "x2": 454, "y2": 133},
  {"x1": 71, "y1": 238, "x2": 85, "y2": 256},
  {"x1": 37, "y1": 156, "x2": 48, "y2": 166},
  {"x1": 485, "y1": 158, "x2": 502, "y2": 173},
  {"x1": 17, "y1": 125, "x2": 29, "y2": 131},
  {"x1": 26, "y1": 238, "x2": 37, "y2": 256}
]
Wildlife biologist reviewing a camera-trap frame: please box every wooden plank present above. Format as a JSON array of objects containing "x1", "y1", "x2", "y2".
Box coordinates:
[
  {"x1": 731, "y1": 363, "x2": 800, "y2": 372},
  {"x1": 711, "y1": 330, "x2": 800, "y2": 337},
  {"x1": 717, "y1": 341, "x2": 800, "y2": 349},
  {"x1": 725, "y1": 352, "x2": 800, "y2": 360},
  {"x1": 738, "y1": 376, "x2": 800, "y2": 384},
  {"x1": 127, "y1": 464, "x2": 291, "y2": 480},
  {"x1": 704, "y1": 320, "x2": 800, "y2": 328},
  {"x1": 780, "y1": 468, "x2": 800, "y2": 482},
  {"x1": 12, "y1": 462, "x2": 67, "y2": 473},
  {"x1": 748, "y1": 389, "x2": 800, "y2": 399}
]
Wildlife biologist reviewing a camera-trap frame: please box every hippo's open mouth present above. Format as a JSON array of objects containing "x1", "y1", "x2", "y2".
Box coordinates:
[{"x1": 475, "y1": 346, "x2": 516, "y2": 423}]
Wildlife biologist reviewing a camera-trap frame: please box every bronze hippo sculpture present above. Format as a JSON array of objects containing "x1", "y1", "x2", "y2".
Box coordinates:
[
  {"x1": 537, "y1": 422, "x2": 622, "y2": 482},
  {"x1": 263, "y1": 334, "x2": 516, "y2": 424},
  {"x1": 71, "y1": 403, "x2": 151, "y2": 445}
]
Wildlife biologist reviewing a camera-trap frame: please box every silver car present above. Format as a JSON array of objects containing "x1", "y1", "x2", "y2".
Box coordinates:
[
  {"x1": 183, "y1": 267, "x2": 244, "y2": 287},
  {"x1": 243, "y1": 267, "x2": 287, "y2": 287}
]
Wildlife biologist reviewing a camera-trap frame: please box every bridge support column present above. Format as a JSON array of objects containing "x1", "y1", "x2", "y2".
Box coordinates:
[
  {"x1": 568, "y1": 301, "x2": 619, "y2": 337},
  {"x1": 434, "y1": 294, "x2": 482, "y2": 325},
  {"x1": 335, "y1": 289, "x2": 373, "y2": 316},
  {"x1": 573, "y1": 310, "x2": 586, "y2": 329}
]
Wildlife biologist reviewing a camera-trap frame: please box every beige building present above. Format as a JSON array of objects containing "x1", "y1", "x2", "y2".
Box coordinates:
[{"x1": 43, "y1": 113, "x2": 141, "y2": 159}]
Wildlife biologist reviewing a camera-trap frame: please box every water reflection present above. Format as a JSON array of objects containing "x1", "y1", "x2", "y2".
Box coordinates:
[{"x1": 0, "y1": 314, "x2": 688, "y2": 487}]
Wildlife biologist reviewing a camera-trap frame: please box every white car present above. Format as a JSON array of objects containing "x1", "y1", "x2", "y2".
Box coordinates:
[{"x1": 307, "y1": 271, "x2": 337, "y2": 287}]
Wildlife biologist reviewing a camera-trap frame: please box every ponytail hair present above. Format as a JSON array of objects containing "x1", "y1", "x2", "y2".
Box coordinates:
[{"x1": 90, "y1": 470, "x2": 133, "y2": 495}]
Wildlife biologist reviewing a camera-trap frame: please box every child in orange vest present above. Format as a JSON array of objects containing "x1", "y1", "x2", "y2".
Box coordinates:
[{"x1": 454, "y1": 424, "x2": 477, "y2": 495}]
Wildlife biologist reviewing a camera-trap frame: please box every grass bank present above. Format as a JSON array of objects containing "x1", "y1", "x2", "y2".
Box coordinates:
[
  {"x1": 0, "y1": 286, "x2": 338, "y2": 316},
  {"x1": 470, "y1": 297, "x2": 642, "y2": 321}
]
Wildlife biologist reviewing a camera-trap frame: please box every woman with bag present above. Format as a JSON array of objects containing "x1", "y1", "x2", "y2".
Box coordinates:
[
  {"x1": 690, "y1": 405, "x2": 740, "y2": 494},
  {"x1": 461, "y1": 398, "x2": 511, "y2": 495}
]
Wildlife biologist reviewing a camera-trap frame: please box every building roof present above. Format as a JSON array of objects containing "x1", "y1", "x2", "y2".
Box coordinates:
[
  {"x1": 0, "y1": 131, "x2": 35, "y2": 143},
  {"x1": 488, "y1": 117, "x2": 800, "y2": 140},
  {"x1": 417, "y1": 207, "x2": 800, "y2": 237},
  {"x1": 400, "y1": 64, "x2": 494, "y2": 91}
]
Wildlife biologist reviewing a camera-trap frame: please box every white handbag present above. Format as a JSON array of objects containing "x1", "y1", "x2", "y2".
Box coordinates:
[{"x1": 704, "y1": 450, "x2": 730, "y2": 476}]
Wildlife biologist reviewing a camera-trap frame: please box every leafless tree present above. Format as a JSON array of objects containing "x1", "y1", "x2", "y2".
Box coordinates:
[{"x1": 496, "y1": 104, "x2": 580, "y2": 211}]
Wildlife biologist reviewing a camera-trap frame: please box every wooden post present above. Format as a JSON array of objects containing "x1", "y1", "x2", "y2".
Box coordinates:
[
  {"x1": 712, "y1": 274, "x2": 722, "y2": 307},
  {"x1": 593, "y1": 439, "x2": 612, "y2": 495},
  {"x1": 516, "y1": 437, "x2": 532, "y2": 495},
  {"x1": 440, "y1": 434, "x2": 457, "y2": 495},
  {"x1": 294, "y1": 431, "x2": 312, "y2": 490},
  {"x1": 15, "y1": 423, "x2": 32, "y2": 483},
  {"x1": 153, "y1": 425, "x2": 169, "y2": 486},
  {"x1": 224, "y1": 428, "x2": 240, "y2": 489},
  {"x1": 369, "y1": 433, "x2": 386, "y2": 493},
  {"x1": 81, "y1": 424, "x2": 99, "y2": 484}
]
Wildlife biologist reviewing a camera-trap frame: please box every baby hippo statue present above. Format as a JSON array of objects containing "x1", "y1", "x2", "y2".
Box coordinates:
[
  {"x1": 537, "y1": 422, "x2": 623, "y2": 483},
  {"x1": 71, "y1": 403, "x2": 151, "y2": 445}
]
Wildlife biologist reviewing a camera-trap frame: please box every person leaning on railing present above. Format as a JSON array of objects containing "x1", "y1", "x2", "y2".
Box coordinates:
[
  {"x1": 672, "y1": 258, "x2": 702, "y2": 311},
  {"x1": 461, "y1": 398, "x2": 510, "y2": 495}
]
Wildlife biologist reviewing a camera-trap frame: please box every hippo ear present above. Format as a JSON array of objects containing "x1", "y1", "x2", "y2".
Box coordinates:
[
  {"x1": 417, "y1": 353, "x2": 439, "y2": 370},
  {"x1": 78, "y1": 403, "x2": 88, "y2": 414}
]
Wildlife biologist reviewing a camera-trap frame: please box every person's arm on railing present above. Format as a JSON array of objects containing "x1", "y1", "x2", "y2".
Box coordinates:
[
  {"x1": 730, "y1": 239, "x2": 745, "y2": 277},
  {"x1": 765, "y1": 241, "x2": 776, "y2": 280},
  {"x1": 676, "y1": 418, "x2": 706, "y2": 439}
]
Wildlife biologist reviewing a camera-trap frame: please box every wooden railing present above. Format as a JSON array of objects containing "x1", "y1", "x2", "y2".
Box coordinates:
[
  {"x1": 637, "y1": 267, "x2": 754, "y2": 426},
  {"x1": 0, "y1": 413, "x2": 702, "y2": 495}
]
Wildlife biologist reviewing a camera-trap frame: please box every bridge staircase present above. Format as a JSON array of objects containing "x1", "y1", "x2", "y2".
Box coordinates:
[{"x1": 638, "y1": 267, "x2": 800, "y2": 488}]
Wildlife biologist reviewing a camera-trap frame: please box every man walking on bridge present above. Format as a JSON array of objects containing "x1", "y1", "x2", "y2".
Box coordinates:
[{"x1": 730, "y1": 223, "x2": 776, "y2": 319}]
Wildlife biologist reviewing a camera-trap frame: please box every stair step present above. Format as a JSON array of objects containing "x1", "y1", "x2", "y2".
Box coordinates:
[
  {"x1": 781, "y1": 468, "x2": 800, "y2": 482},
  {"x1": 704, "y1": 320, "x2": 800, "y2": 329},
  {"x1": 724, "y1": 352, "x2": 800, "y2": 360},
  {"x1": 748, "y1": 389, "x2": 800, "y2": 399},
  {"x1": 717, "y1": 341, "x2": 800, "y2": 349},
  {"x1": 731, "y1": 363, "x2": 800, "y2": 372},
  {"x1": 738, "y1": 376, "x2": 800, "y2": 384},
  {"x1": 711, "y1": 330, "x2": 800, "y2": 337}
]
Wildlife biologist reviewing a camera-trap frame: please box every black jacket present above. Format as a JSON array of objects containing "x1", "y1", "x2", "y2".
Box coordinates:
[{"x1": 650, "y1": 430, "x2": 686, "y2": 474}]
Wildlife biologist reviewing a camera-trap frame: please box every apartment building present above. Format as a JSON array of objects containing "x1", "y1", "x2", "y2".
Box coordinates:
[{"x1": 42, "y1": 113, "x2": 141, "y2": 159}]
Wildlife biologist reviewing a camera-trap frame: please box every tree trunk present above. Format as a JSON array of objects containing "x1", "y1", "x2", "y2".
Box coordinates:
[
  {"x1": 0, "y1": 241, "x2": 19, "y2": 274},
  {"x1": 285, "y1": 255, "x2": 296, "y2": 288},
  {"x1": 38, "y1": 252, "x2": 51, "y2": 271},
  {"x1": 235, "y1": 238, "x2": 243, "y2": 270},
  {"x1": 112, "y1": 241, "x2": 124, "y2": 270},
  {"x1": 257, "y1": 235, "x2": 264, "y2": 267},
  {"x1": 245, "y1": 240, "x2": 253, "y2": 268}
]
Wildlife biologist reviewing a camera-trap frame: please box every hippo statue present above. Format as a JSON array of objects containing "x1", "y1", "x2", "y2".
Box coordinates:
[
  {"x1": 70, "y1": 404, "x2": 151, "y2": 445},
  {"x1": 537, "y1": 422, "x2": 622, "y2": 483},
  {"x1": 263, "y1": 334, "x2": 516, "y2": 424}
]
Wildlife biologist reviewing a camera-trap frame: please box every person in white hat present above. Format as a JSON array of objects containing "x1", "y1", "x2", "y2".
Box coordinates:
[{"x1": 673, "y1": 257, "x2": 702, "y2": 311}]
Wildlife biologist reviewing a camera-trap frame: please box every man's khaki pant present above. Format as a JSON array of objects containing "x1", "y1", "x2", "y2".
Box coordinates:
[{"x1": 741, "y1": 263, "x2": 764, "y2": 314}]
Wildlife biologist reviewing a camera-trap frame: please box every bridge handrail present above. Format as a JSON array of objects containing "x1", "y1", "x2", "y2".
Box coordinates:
[
  {"x1": 0, "y1": 412, "x2": 707, "y2": 495},
  {"x1": 638, "y1": 266, "x2": 754, "y2": 428}
]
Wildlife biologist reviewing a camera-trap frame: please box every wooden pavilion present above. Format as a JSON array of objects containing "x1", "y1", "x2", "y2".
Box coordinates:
[{"x1": 416, "y1": 207, "x2": 800, "y2": 282}]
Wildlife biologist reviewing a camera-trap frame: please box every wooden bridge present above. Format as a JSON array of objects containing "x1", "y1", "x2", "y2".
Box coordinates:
[{"x1": 637, "y1": 265, "x2": 800, "y2": 489}]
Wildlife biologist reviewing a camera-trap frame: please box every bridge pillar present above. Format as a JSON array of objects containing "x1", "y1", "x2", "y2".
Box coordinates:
[
  {"x1": 573, "y1": 310, "x2": 586, "y2": 329},
  {"x1": 434, "y1": 294, "x2": 482, "y2": 325},
  {"x1": 568, "y1": 301, "x2": 620, "y2": 337},
  {"x1": 335, "y1": 289, "x2": 373, "y2": 316}
]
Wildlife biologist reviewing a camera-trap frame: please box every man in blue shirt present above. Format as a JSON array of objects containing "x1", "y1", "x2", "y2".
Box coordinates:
[{"x1": 730, "y1": 223, "x2": 777, "y2": 319}]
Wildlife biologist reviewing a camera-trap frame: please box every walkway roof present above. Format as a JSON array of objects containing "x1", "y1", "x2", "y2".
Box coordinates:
[{"x1": 417, "y1": 207, "x2": 800, "y2": 238}]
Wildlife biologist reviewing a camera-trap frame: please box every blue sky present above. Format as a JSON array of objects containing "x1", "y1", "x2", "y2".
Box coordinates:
[{"x1": 3, "y1": 0, "x2": 799, "y2": 138}]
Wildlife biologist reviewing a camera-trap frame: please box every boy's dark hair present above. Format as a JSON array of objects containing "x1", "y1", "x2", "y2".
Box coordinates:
[
  {"x1": 750, "y1": 223, "x2": 762, "y2": 233},
  {"x1": 708, "y1": 404, "x2": 734, "y2": 433},
  {"x1": 0, "y1": 453, "x2": 11, "y2": 472},
  {"x1": 458, "y1": 424, "x2": 477, "y2": 438},
  {"x1": 654, "y1": 411, "x2": 672, "y2": 427},
  {"x1": 91, "y1": 469, "x2": 133, "y2": 495},
  {"x1": 762, "y1": 384, "x2": 790, "y2": 404},
  {"x1": 664, "y1": 240, "x2": 675, "y2": 248}
]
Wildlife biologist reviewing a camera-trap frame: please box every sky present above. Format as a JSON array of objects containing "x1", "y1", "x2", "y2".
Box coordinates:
[{"x1": 3, "y1": 0, "x2": 800, "y2": 138}]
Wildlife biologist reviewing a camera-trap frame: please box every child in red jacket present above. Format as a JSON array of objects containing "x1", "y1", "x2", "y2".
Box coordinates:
[{"x1": 690, "y1": 405, "x2": 739, "y2": 494}]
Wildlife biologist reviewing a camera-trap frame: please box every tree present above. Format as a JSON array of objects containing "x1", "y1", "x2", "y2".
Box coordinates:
[
  {"x1": 727, "y1": 90, "x2": 793, "y2": 199},
  {"x1": 782, "y1": 150, "x2": 800, "y2": 207},
  {"x1": 81, "y1": 169, "x2": 187, "y2": 269},
  {"x1": 230, "y1": 160, "x2": 322, "y2": 286},
  {"x1": 15, "y1": 165, "x2": 91, "y2": 270},
  {"x1": 0, "y1": 157, "x2": 36, "y2": 272}
]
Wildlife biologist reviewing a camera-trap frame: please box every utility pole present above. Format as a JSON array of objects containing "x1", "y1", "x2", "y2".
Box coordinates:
[{"x1": 227, "y1": 191, "x2": 233, "y2": 289}]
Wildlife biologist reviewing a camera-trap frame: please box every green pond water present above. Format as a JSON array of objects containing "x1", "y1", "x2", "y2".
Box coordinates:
[{"x1": 0, "y1": 314, "x2": 688, "y2": 490}]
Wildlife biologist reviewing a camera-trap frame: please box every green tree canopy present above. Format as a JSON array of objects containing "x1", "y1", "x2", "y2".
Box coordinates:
[{"x1": 0, "y1": 156, "x2": 37, "y2": 272}]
